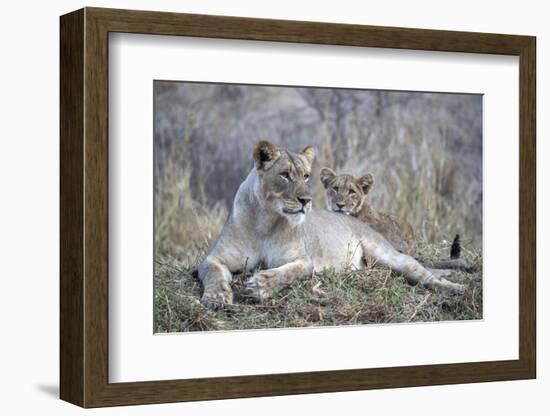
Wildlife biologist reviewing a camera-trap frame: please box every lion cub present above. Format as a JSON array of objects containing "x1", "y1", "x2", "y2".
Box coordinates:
[
  {"x1": 320, "y1": 167, "x2": 416, "y2": 255},
  {"x1": 319, "y1": 167, "x2": 474, "y2": 274}
]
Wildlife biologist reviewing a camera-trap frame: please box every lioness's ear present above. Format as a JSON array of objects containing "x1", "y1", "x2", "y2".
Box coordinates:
[
  {"x1": 300, "y1": 145, "x2": 315, "y2": 166},
  {"x1": 320, "y1": 167, "x2": 336, "y2": 188},
  {"x1": 358, "y1": 173, "x2": 374, "y2": 194},
  {"x1": 253, "y1": 140, "x2": 281, "y2": 171}
]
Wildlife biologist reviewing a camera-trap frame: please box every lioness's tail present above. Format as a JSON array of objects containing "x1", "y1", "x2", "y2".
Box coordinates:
[{"x1": 450, "y1": 234, "x2": 461, "y2": 259}]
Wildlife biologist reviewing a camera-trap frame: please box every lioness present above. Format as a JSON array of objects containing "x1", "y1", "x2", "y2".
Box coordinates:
[
  {"x1": 198, "y1": 141, "x2": 465, "y2": 309},
  {"x1": 320, "y1": 167, "x2": 473, "y2": 271}
]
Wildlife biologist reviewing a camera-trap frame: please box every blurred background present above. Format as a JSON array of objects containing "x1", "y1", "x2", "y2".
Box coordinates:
[{"x1": 154, "y1": 81, "x2": 482, "y2": 265}]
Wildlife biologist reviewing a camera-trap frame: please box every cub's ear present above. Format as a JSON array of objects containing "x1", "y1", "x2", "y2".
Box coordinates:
[
  {"x1": 300, "y1": 145, "x2": 315, "y2": 166},
  {"x1": 358, "y1": 173, "x2": 374, "y2": 194},
  {"x1": 253, "y1": 140, "x2": 281, "y2": 171},
  {"x1": 320, "y1": 167, "x2": 336, "y2": 188}
]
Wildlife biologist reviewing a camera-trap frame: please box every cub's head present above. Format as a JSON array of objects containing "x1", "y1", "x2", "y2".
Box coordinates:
[
  {"x1": 320, "y1": 167, "x2": 374, "y2": 215},
  {"x1": 253, "y1": 140, "x2": 315, "y2": 225}
]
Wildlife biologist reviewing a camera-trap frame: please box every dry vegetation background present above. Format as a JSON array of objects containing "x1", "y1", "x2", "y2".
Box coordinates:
[{"x1": 154, "y1": 81, "x2": 483, "y2": 333}]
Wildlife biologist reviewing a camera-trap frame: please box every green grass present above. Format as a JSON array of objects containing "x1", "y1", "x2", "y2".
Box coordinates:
[{"x1": 154, "y1": 240, "x2": 482, "y2": 333}]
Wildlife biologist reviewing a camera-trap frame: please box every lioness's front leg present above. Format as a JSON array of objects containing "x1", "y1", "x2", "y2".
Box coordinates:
[
  {"x1": 243, "y1": 258, "x2": 313, "y2": 301},
  {"x1": 198, "y1": 255, "x2": 234, "y2": 309},
  {"x1": 366, "y1": 242, "x2": 465, "y2": 294}
]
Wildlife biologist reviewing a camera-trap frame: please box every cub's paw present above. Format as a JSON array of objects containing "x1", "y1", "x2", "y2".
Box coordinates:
[
  {"x1": 243, "y1": 273, "x2": 272, "y2": 302},
  {"x1": 201, "y1": 285, "x2": 233, "y2": 310}
]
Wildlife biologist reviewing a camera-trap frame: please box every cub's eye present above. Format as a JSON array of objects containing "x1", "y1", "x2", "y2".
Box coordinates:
[
  {"x1": 332, "y1": 186, "x2": 339, "y2": 192},
  {"x1": 348, "y1": 189, "x2": 356, "y2": 195},
  {"x1": 304, "y1": 174, "x2": 310, "y2": 182},
  {"x1": 280, "y1": 172, "x2": 290, "y2": 181}
]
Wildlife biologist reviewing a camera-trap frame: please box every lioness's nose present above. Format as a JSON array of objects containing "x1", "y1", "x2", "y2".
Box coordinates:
[
  {"x1": 298, "y1": 197, "x2": 311, "y2": 207},
  {"x1": 336, "y1": 203, "x2": 345, "y2": 209}
]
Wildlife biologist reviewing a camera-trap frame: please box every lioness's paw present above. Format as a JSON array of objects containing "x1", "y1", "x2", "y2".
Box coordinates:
[
  {"x1": 443, "y1": 281, "x2": 466, "y2": 295},
  {"x1": 243, "y1": 274, "x2": 272, "y2": 301},
  {"x1": 454, "y1": 283, "x2": 466, "y2": 295},
  {"x1": 201, "y1": 287, "x2": 233, "y2": 310},
  {"x1": 432, "y1": 276, "x2": 466, "y2": 295}
]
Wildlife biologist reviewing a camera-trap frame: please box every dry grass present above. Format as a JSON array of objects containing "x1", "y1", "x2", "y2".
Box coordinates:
[
  {"x1": 154, "y1": 130, "x2": 227, "y2": 265},
  {"x1": 154, "y1": 240, "x2": 482, "y2": 333}
]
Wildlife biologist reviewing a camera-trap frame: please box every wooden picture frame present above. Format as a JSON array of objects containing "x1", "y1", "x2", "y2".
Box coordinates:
[{"x1": 60, "y1": 7, "x2": 536, "y2": 408}]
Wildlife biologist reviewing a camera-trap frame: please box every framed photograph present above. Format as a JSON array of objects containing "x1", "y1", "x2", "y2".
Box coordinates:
[{"x1": 60, "y1": 7, "x2": 536, "y2": 408}]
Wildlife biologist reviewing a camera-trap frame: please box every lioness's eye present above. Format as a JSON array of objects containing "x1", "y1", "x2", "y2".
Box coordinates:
[
  {"x1": 349, "y1": 189, "x2": 356, "y2": 195},
  {"x1": 304, "y1": 174, "x2": 310, "y2": 182},
  {"x1": 332, "y1": 186, "x2": 339, "y2": 192},
  {"x1": 280, "y1": 172, "x2": 290, "y2": 181}
]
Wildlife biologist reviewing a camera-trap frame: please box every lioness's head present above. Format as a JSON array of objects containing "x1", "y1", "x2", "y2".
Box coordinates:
[
  {"x1": 320, "y1": 167, "x2": 374, "y2": 215},
  {"x1": 253, "y1": 140, "x2": 315, "y2": 225}
]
